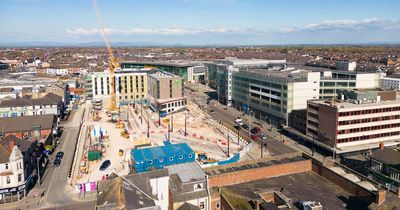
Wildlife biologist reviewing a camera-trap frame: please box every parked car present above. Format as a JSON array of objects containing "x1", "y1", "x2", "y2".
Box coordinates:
[
  {"x1": 251, "y1": 127, "x2": 261, "y2": 134},
  {"x1": 257, "y1": 132, "x2": 267, "y2": 140},
  {"x1": 100, "y1": 160, "x2": 111, "y2": 171},
  {"x1": 56, "y1": 151, "x2": 64, "y2": 160},
  {"x1": 235, "y1": 117, "x2": 243, "y2": 126},
  {"x1": 53, "y1": 159, "x2": 61, "y2": 167},
  {"x1": 250, "y1": 134, "x2": 259, "y2": 141},
  {"x1": 241, "y1": 124, "x2": 249, "y2": 130}
]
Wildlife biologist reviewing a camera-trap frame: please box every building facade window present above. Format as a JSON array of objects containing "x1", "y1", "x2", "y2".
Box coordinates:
[
  {"x1": 6, "y1": 176, "x2": 10, "y2": 184},
  {"x1": 200, "y1": 201, "x2": 205, "y2": 209},
  {"x1": 18, "y1": 174, "x2": 22, "y2": 182}
]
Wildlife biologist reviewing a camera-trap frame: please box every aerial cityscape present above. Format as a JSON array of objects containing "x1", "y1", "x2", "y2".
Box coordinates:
[{"x1": 0, "y1": 0, "x2": 400, "y2": 210}]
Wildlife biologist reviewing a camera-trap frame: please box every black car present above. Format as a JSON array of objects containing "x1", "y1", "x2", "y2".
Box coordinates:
[
  {"x1": 100, "y1": 160, "x2": 111, "y2": 171},
  {"x1": 250, "y1": 127, "x2": 261, "y2": 134},
  {"x1": 241, "y1": 124, "x2": 249, "y2": 130},
  {"x1": 53, "y1": 159, "x2": 61, "y2": 167},
  {"x1": 56, "y1": 151, "x2": 64, "y2": 160}
]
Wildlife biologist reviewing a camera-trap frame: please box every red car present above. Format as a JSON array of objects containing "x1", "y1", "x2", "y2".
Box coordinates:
[
  {"x1": 250, "y1": 134, "x2": 260, "y2": 141},
  {"x1": 250, "y1": 127, "x2": 261, "y2": 134}
]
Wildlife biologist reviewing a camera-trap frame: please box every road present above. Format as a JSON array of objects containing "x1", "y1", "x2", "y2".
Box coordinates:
[
  {"x1": 186, "y1": 83, "x2": 298, "y2": 156},
  {"x1": 3, "y1": 106, "x2": 96, "y2": 210},
  {"x1": 207, "y1": 102, "x2": 296, "y2": 156}
]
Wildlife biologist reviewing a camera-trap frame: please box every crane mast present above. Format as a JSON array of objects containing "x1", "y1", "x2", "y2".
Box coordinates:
[{"x1": 92, "y1": 0, "x2": 118, "y2": 111}]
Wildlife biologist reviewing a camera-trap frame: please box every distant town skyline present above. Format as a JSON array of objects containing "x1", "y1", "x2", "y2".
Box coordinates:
[{"x1": 1, "y1": 0, "x2": 400, "y2": 45}]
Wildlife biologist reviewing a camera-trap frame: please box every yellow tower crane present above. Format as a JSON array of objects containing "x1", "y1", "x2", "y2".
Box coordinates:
[{"x1": 92, "y1": 0, "x2": 118, "y2": 111}]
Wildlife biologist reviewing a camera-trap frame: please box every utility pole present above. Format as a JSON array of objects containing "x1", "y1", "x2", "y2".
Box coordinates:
[
  {"x1": 168, "y1": 123, "x2": 170, "y2": 141},
  {"x1": 227, "y1": 132, "x2": 230, "y2": 157},
  {"x1": 184, "y1": 114, "x2": 187, "y2": 136},
  {"x1": 237, "y1": 127, "x2": 240, "y2": 145},
  {"x1": 171, "y1": 112, "x2": 174, "y2": 132},
  {"x1": 158, "y1": 108, "x2": 161, "y2": 127},
  {"x1": 37, "y1": 157, "x2": 41, "y2": 186},
  {"x1": 147, "y1": 111, "x2": 150, "y2": 138},
  {"x1": 140, "y1": 102, "x2": 143, "y2": 124},
  {"x1": 260, "y1": 140, "x2": 263, "y2": 158}
]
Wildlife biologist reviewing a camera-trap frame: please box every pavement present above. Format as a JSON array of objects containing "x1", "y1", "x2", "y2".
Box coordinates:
[{"x1": 1, "y1": 104, "x2": 97, "y2": 210}]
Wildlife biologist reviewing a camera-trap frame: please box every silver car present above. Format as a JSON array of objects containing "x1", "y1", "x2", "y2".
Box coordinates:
[{"x1": 257, "y1": 132, "x2": 267, "y2": 140}]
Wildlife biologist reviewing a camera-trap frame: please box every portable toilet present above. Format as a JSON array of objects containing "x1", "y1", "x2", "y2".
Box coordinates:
[
  {"x1": 161, "y1": 146, "x2": 175, "y2": 166},
  {"x1": 142, "y1": 148, "x2": 155, "y2": 171},
  {"x1": 151, "y1": 147, "x2": 166, "y2": 169},
  {"x1": 180, "y1": 143, "x2": 195, "y2": 163},
  {"x1": 169, "y1": 144, "x2": 186, "y2": 164},
  {"x1": 132, "y1": 149, "x2": 145, "y2": 173}
]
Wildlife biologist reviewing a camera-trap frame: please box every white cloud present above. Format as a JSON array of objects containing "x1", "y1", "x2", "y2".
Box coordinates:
[
  {"x1": 66, "y1": 18, "x2": 400, "y2": 37},
  {"x1": 65, "y1": 27, "x2": 248, "y2": 36},
  {"x1": 279, "y1": 18, "x2": 400, "y2": 33}
]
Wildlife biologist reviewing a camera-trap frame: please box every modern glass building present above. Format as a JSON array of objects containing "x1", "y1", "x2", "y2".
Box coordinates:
[{"x1": 120, "y1": 61, "x2": 205, "y2": 82}]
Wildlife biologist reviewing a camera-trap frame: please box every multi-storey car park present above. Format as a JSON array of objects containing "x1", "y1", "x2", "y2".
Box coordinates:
[{"x1": 206, "y1": 59, "x2": 385, "y2": 128}]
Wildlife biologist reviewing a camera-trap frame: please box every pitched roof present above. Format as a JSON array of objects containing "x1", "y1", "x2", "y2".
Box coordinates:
[
  {"x1": 177, "y1": 202, "x2": 200, "y2": 210},
  {"x1": 0, "y1": 92, "x2": 62, "y2": 108},
  {"x1": 0, "y1": 144, "x2": 11, "y2": 163},
  {"x1": 0, "y1": 114, "x2": 55, "y2": 133},
  {"x1": 0, "y1": 87, "x2": 14, "y2": 93},
  {"x1": 21, "y1": 87, "x2": 33, "y2": 93},
  {"x1": 371, "y1": 147, "x2": 400, "y2": 167},
  {"x1": 9, "y1": 145, "x2": 23, "y2": 161},
  {"x1": 167, "y1": 162, "x2": 206, "y2": 183},
  {"x1": 97, "y1": 170, "x2": 166, "y2": 210},
  {"x1": 0, "y1": 134, "x2": 34, "y2": 152}
]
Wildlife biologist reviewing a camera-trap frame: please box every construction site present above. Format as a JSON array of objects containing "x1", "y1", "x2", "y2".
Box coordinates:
[{"x1": 70, "y1": 99, "x2": 249, "y2": 185}]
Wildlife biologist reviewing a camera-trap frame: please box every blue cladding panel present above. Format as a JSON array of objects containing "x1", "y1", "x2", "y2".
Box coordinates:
[{"x1": 131, "y1": 143, "x2": 195, "y2": 172}]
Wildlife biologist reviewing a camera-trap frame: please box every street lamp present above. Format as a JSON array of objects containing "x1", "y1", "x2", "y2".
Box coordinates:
[
  {"x1": 147, "y1": 111, "x2": 150, "y2": 138},
  {"x1": 227, "y1": 132, "x2": 230, "y2": 157},
  {"x1": 184, "y1": 113, "x2": 187, "y2": 137},
  {"x1": 312, "y1": 133, "x2": 316, "y2": 156},
  {"x1": 236, "y1": 126, "x2": 240, "y2": 145},
  {"x1": 36, "y1": 157, "x2": 41, "y2": 186}
]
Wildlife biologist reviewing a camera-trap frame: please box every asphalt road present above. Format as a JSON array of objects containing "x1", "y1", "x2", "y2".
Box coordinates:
[
  {"x1": 40, "y1": 106, "x2": 96, "y2": 210},
  {"x1": 207, "y1": 101, "x2": 296, "y2": 156}
]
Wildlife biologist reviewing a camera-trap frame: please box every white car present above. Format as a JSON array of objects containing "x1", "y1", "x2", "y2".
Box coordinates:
[{"x1": 235, "y1": 117, "x2": 243, "y2": 126}]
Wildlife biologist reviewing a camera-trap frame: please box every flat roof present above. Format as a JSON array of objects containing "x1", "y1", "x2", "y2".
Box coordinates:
[
  {"x1": 236, "y1": 68, "x2": 313, "y2": 82},
  {"x1": 167, "y1": 162, "x2": 206, "y2": 183},
  {"x1": 148, "y1": 71, "x2": 180, "y2": 79},
  {"x1": 121, "y1": 61, "x2": 200, "y2": 68},
  {"x1": 220, "y1": 171, "x2": 369, "y2": 209},
  {"x1": 308, "y1": 97, "x2": 400, "y2": 109},
  {"x1": 205, "y1": 154, "x2": 305, "y2": 176},
  {"x1": 131, "y1": 143, "x2": 194, "y2": 162}
]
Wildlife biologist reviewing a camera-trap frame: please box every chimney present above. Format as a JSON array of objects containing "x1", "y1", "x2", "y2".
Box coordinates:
[
  {"x1": 9, "y1": 141, "x2": 15, "y2": 151},
  {"x1": 376, "y1": 189, "x2": 386, "y2": 206},
  {"x1": 379, "y1": 142, "x2": 384, "y2": 150}
]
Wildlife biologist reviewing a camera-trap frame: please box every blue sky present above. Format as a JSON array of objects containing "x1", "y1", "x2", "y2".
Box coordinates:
[{"x1": 1, "y1": 0, "x2": 400, "y2": 45}]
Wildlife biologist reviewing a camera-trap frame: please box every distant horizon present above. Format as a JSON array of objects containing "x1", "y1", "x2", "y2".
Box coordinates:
[{"x1": 1, "y1": 41, "x2": 400, "y2": 48}]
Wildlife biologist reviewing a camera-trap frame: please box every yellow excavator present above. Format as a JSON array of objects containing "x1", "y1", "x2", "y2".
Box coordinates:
[{"x1": 92, "y1": 0, "x2": 118, "y2": 112}]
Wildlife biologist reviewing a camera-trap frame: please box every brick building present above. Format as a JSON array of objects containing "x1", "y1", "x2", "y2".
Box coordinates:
[
  {"x1": 0, "y1": 114, "x2": 58, "y2": 142},
  {"x1": 148, "y1": 71, "x2": 187, "y2": 114},
  {"x1": 306, "y1": 89, "x2": 400, "y2": 153}
]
